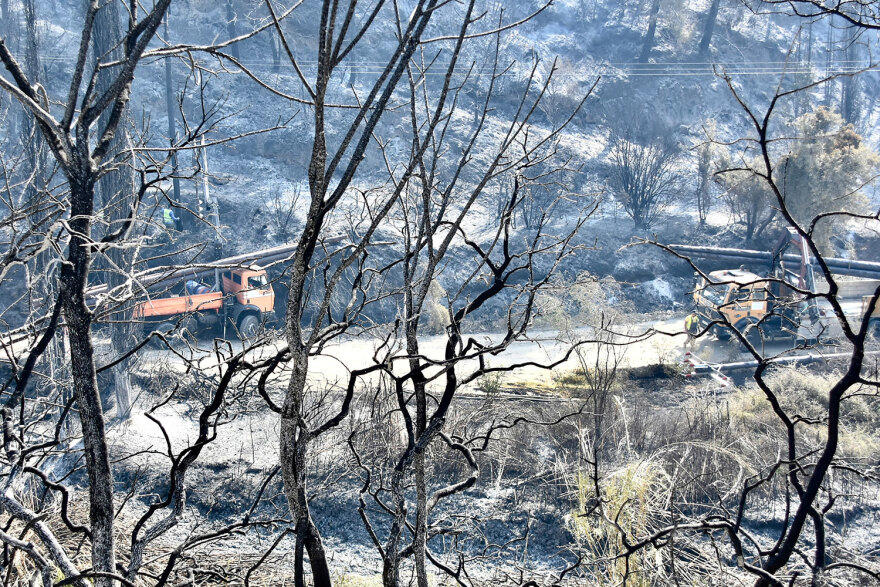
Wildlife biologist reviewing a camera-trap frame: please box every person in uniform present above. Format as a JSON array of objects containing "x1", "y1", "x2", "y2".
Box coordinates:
[
  {"x1": 684, "y1": 312, "x2": 700, "y2": 351},
  {"x1": 162, "y1": 207, "x2": 180, "y2": 230}
]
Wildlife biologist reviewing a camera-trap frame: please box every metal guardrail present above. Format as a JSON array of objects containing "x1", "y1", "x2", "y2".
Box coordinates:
[{"x1": 682, "y1": 350, "x2": 880, "y2": 378}]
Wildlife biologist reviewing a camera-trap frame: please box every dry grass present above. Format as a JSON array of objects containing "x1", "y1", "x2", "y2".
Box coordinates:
[
  {"x1": 333, "y1": 574, "x2": 384, "y2": 587},
  {"x1": 729, "y1": 366, "x2": 880, "y2": 461},
  {"x1": 562, "y1": 362, "x2": 880, "y2": 584},
  {"x1": 570, "y1": 459, "x2": 672, "y2": 586}
]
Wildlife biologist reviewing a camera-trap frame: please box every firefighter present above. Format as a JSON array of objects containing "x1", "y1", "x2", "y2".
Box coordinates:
[
  {"x1": 162, "y1": 207, "x2": 180, "y2": 230},
  {"x1": 684, "y1": 312, "x2": 700, "y2": 350}
]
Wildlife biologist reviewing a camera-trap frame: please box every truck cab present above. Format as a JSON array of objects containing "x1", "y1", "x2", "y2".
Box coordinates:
[
  {"x1": 220, "y1": 266, "x2": 276, "y2": 337},
  {"x1": 694, "y1": 269, "x2": 841, "y2": 344},
  {"x1": 694, "y1": 269, "x2": 771, "y2": 340}
]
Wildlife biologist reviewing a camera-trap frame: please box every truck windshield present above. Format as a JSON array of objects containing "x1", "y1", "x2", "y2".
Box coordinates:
[
  {"x1": 249, "y1": 274, "x2": 268, "y2": 288},
  {"x1": 701, "y1": 284, "x2": 728, "y2": 306}
]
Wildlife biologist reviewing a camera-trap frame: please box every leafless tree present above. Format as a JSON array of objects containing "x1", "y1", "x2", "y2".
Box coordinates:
[
  {"x1": 260, "y1": 0, "x2": 462, "y2": 582},
  {"x1": 0, "y1": 3, "x2": 296, "y2": 585},
  {"x1": 242, "y1": 0, "x2": 544, "y2": 582},
  {"x1": 88, "y1": 0, "x2": 141, "y2": 418},
  {"x1": 0, "y1": 2, "x2": 177, "y2": 582},
  {"x1": 608, "y1": 125, "x2": 683, "y2": 230},
  {"x1": 719, "y1": 166, "x2": 778, "y2": 243},
  {"x1": 758, "y1": 0, "x2": 880, "y2": 29},
  {"x1": 3, "y1": 1, "x2": 569, "y2": 582},
  {"x1": 694, "y1": 141, "x2": 713, "y2": 226},
  {"x1": 344, "y1": 33, "x2": 597, "y2": 580},
  {"x1": 698, "y1": 0, "x2": 723, "y2": 56},
  {"x1": 639, "y1": 0, "x2": 662, "y2": 63}
]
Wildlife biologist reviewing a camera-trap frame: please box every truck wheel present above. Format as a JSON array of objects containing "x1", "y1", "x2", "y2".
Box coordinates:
[
  {"x1": 713, "y1": 324, "x2": 731, "y2": 341},
  {"x1": 737, "y1": 319, "x2": 763, "y2": 352},
  {"x1": 145, "y1": 323, "x2": 174, "y2": 348},
  {"x1": 180, "y1": 316, "x2": 200, "y2": 344},
  {"x1": 238, "y1": 314, "x2": 260, "y2": 341}
]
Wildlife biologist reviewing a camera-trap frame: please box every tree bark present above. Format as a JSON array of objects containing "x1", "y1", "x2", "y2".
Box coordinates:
[
  {"x1": 413, "y1": 353, "x2": 429, "y2": 586},
  {"x1": 382, "y1": 274, "x2": 431, "y2": 586},
  {"x1": 280, "y1": 344, "x2": 332, "y2": 587},
  {"x1": 638, "y1": 0, "x2": 661, "y2": 63},
  {"x1": 411, "y1": 355, "x2": 429, "y2": 587},
  {"x1": 60, "y1": 178, "x2": 116, "y2": 587},
  {"x1": 91, "y1": 0, "x2": 136, "y2": 418},
  {"x1": 276, "y1": 3, "x2": 440, "y2": 582},
  {"x1": 698, "y1": 0, "x2": 721, "y2": 57},
  {"x1": 281, "y1": 109, "x2": 332, "y2": 583}
]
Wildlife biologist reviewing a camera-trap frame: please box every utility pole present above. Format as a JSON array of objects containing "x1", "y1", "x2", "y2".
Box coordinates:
[
  {"x1": 164, "y1": 13, "x2": 180, "y2": 203},
  {"x1": 840, "y1": 25, "x2": 860, "y2": 126},
  {"x1": 824, "y1": 20, "x2": 834, "y2": 105},
  {"x1": 194, "y1": 68, "x2": 221, "y2": 232},
  {"x1": 163, "y1": 14, "x2": 182, "y2": 210},
  {"x1": 800, "y1": 22, "x2": 814, "y2": 117}
]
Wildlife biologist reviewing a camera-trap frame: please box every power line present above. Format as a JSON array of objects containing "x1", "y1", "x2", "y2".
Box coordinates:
[{"x1": 27, "y1": 54, "x2": 877, "y2": 78}]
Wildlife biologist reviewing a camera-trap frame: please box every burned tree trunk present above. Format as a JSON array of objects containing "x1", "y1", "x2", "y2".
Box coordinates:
[
  {"x1": 698, "y1": 0, "x2": 721, "y2": 57},
  {"x1": 270, "y1": 0, "x2": 443, "y2": 582},
  {"x1": 639, "y1": 0, "x2": 661, "y2": 63},
  {"x1": 91, "y1": 0, "x2": 137, "y2": 418},
  {"x1": 281, "y1": 237, "x2": 332, "y2": 585},
  {"x1": 0, "y1": 1, "x2": 172, "y2": 582},
  {"x1": 59, "y1": 177, "x2": 116, "y2": 587}
]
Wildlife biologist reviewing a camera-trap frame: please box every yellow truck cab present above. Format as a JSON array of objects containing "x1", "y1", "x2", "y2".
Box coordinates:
[
  {"x1": 219, "y1": 266, "x2": 276, "y2": 337},
  {"x1": 694, "y1": 269, "x2": 770, "y2": 341},
  {"x1": 689, "y1": 231, "x2": 873, "y2": 345}
]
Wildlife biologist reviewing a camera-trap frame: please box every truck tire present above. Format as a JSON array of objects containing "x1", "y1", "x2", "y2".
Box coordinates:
[
  {"x1": 736, "y1": 319, "x2": 763, "y2": 351},
  {"x1": 145, "y1": 322, "x2": 174, "y2": 347},
  {"x1": 180, "y1": 315, "x2": 200, "y2": 344},
  {"x1": 238, "y1": 314, "x2": 260, "y2": 341},
  {"x1": 713, "y1": 323, "x2": 731, "y2": 341}
]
